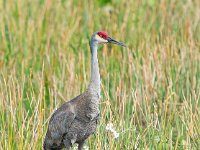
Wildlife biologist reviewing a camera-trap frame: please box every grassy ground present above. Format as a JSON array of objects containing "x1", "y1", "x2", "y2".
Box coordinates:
[{"x1": 0, "y1": 0, "x2": 200, "y2": 149}]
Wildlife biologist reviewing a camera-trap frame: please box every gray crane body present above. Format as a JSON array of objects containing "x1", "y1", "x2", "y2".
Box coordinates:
[
  {"x1": 44, "y1": 33, "x2": 101, "y2": 150},
  {"x1": 44, "y1": 89, "x2": 100, "y2": 150},
  {"x1": 43, "y1": 31, "x2": 125, "y2": 150}
]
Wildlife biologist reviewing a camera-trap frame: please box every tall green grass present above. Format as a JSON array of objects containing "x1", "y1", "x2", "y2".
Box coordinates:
[{"x1": 0, "y1": 0, "x2": 200, "y2": 149}]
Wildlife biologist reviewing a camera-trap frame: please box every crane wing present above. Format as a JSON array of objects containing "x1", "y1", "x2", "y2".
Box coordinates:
[{"x1": 48, "y1": 104, "x2": 76, "y2": 139}]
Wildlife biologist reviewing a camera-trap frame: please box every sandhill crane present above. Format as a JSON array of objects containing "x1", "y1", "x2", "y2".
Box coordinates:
[{"x1": 43, "y1": 31, "x2": 126, "y2": 150}]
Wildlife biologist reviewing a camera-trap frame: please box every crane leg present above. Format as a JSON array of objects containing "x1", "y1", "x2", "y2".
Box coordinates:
[
  {"x1": 78, "y1": 141, "x2": 85, "y2": 150},
  {"x1": 63, "y1": 139, "x2": 72, "y2": 150},
  {"x1": 43, "y1": 146, "x2": 61, "y2": 150}
]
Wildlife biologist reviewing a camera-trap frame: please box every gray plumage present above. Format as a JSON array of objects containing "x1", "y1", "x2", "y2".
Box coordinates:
[
  {"x1": 43, "y1": 91, "x2": 100, "y2": 150},
  {"x1": 43, "y1": 31, "x2": 125, "y2": 150}
]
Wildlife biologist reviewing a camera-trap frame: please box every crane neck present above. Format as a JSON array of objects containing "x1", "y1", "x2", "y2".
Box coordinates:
[{"x1": 88, "y1": 41, "x2": 100, "y2": 96}]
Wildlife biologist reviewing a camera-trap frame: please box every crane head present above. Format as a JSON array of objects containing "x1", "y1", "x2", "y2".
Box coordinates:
[{"x1": 92, "y1": 31, "x2": 126, "y2": 47}]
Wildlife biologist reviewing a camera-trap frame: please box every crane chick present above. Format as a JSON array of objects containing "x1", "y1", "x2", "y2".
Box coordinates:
[{"x1": 43, "y1": 31, "x2": 126, "y2": 150}]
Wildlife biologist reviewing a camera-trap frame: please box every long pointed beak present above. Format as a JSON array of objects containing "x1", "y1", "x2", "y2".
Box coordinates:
[{"x1": 107, "y1": 37, "x2": 126, "y2": 47}]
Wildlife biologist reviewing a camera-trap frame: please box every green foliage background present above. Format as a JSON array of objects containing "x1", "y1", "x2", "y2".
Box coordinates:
[{"x1": 0, "y1": 0, "x2": 200, "y2": 149}]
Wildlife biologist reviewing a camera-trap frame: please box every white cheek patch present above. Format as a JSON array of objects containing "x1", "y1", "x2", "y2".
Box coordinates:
[{"x1": 95, "y1": 35, "x2": 108, "y2": 43}]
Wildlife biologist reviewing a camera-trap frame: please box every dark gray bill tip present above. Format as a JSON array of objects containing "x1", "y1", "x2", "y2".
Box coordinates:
[{"x1": 107, "y1": 37, "x2": 126, "y2": 47}]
